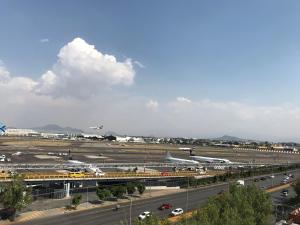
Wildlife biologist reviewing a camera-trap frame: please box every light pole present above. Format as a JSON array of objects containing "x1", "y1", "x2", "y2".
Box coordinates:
[
  {"x1": 86, "y1": 186, "x2": 89, "y2": 208},
  {"x1": 129, "y1": 197, "x2": 132, "y2": 225},
  {"x1": 185, "y1": 176, "x2": 189, "y2": 225}
]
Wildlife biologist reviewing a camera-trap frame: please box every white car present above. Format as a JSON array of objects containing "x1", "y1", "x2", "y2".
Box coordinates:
[
  {"x1": 269, "y1": 175, "x2": 275, "y2": 179},
  {"x1": 138, "y1": 211, "x2": 151, "y2": 220},
  {"x1": 171, "y1": 208, "x2": 184, "y2": 216}
]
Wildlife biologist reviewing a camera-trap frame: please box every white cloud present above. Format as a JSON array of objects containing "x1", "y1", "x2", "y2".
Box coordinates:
[
  {"x1": 176, "y1": 97, "x2": 192, "y2": 103},
  {"x1": 0, "y1": 66, "x2": 10, "y2": 83},
  {"x1": 146, "y1": 99, "x2": 159, "y2": 111},
  {"x1": 3, "y1": 38, "x2": 300, "y2": 141},
  {"x1": 35, "y1": 37, "x2": 135, "y2": 98},
  {"x1": 40, "y1": 38, "x2": 49, "y2": 43}
]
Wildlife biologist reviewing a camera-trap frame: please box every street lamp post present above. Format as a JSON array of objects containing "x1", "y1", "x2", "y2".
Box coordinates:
[
  {"x1": 86, "y1": 186, "x2": 89, "y2": 208},
  {"x1": 129, "y1": 197, "x2": 132, "y2": 225},
  {"x1": 185, "y1": 176, "x2": 189, "y2": 225}
]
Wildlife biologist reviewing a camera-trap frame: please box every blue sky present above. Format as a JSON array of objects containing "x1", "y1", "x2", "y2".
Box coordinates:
[{"x1": 1, "y1": 1, "x2": 300, "y2": 140}]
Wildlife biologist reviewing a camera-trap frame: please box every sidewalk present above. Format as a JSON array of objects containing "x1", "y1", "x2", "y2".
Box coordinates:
[{"x1": 0, "y1": 189, "x2": 185, "y2": 225}]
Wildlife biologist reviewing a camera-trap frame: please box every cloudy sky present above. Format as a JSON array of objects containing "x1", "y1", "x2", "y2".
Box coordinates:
[{"x1": 1, "y1": 0, "x2": 300, "y2": 141}]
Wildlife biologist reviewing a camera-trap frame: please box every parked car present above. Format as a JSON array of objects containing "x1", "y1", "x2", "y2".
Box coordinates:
[
  {"x1": 138, "y1": 211, "x2": 151, "y2": 220},
  {"x1": 158, "y1": 203, "x2": 172, "y2": 210},
  {"x1": 170, "y1": 208, "x2": 184, "y2": 216}
]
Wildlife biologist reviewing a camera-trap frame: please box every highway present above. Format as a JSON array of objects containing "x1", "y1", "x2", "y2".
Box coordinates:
[{"x1": 12, "y1": 170, "x2": 300, "y2": 225}]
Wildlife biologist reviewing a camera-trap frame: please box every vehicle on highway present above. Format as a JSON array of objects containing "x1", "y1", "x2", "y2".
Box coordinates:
[
  {"x1": 269, "y1": 175, "x2": 275, "y2": 179},
  {"x1": 69, "y1": 171, "x2": 86, "y2": 178},
  {"x1": 138, "y1": 211, "x2": 151, "y2": 220},
  {"x1": 161, "y1": 172, "x2": 170, "y2": 176},
  {"x1": 158, "y1": 203, "x2": 172, "y2": 210},
  {"x1": 281, "y1": 189, "x2": 289, "y2": 196},
  {"x1": 281, "y1": 179, "x2": 289, "y2": 184},
  {"x1": 260, "y1": 177, "x2": 267, "y2": 181},
  {"x1": 236, "y1": 180, "x2": 245, "y2": 186},
  {"x1": 170, "y1": 208, "x2": 184, "y2": 216},
  {"x1": 115, "y1": 204, "x2": 120, "y2": 211},
  {"x1": 254, "y1": 178, "x2": 259, "y2": 182}
]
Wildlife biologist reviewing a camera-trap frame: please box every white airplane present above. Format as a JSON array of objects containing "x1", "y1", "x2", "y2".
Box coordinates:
[
  {"x1": 165, "y1": 152, "x2": 199, "y2": 165},
  {"x1": 12, "y1": 152, "x2": 22, "y2": 156},
  {"x1": 178, "y1": 147, "x2": 191, "y2": 151},
  {"x1": 85, "y1": 165, "x2": 105, "y2": 176},
  {"x1": 190, "y1": 155, "x2": 232, "y2": 164},
  {"x1": 89, "y1": 125, "x2": 103, "y2": 130},
  {"x1": 67, "y1": 160, "x2": 85, "y2": 164}
]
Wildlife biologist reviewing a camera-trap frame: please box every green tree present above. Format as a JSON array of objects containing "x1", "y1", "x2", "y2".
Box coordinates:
[
  {"x1": 137, "y1": 183, "x2": 146, "y2": 195},
  {"x1": 96, "y1": 188, "x2": 111, "y2": 201},
  {"x1": 0, "y1": 174, "x2": 32, "y2": 220},
  {"x1": 294, "y1": 178, "x2": 300, "y2": 200},
  {"x1": 111, "y1": 185, "x2": 127, "y2": 198},
  {"x1": 126, "y1": 183, "x2": 136, "y2": 195},
  {"x1": 135, "y1": 214, "x2": 170, "y2": 225},
  {"x1": 180, "y1": 184, "x2": 273, "y2": 225},
  {"x1": 71, "y1": 195, "x2": 82, "y2": 209}
]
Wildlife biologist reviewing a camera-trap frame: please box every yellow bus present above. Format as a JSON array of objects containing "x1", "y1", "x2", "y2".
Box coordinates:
[{"x1": 69, "y1": 171, "x2": 86, "y2": 178}]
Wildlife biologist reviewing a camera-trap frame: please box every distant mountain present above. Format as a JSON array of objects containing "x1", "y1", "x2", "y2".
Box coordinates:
[
  {"x1": 32, "y1": 124, "x2": 83, "y2": 134},
  {"x1": 212, "y1": 135, "x2": 249, "y2": 142}
]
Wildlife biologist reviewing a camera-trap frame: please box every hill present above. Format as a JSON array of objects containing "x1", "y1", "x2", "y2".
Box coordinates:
[
  {"x1": 32, "y1": 124, "x2": 83, "y2": 134},
  {"x1": 212, "y1": 135, "x2": 249, "y2": 142}
]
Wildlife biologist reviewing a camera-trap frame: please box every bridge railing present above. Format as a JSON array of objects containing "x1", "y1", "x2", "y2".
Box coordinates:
[{"x1": 0, "y1": 171, "x2": 201, "y2": 181}]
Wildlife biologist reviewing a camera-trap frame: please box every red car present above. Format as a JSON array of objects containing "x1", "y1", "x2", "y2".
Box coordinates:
[
  {"x1": 158, "y1": 203, "x2": 172, "y2": 210},
  {"x1": 161, "y1": 172, "x2": 170, "y2": 176}
]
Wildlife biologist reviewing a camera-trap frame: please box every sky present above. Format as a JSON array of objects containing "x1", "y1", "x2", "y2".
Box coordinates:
[{"x1": 1, "y1": 0, "x2": 300, "y2": 141}]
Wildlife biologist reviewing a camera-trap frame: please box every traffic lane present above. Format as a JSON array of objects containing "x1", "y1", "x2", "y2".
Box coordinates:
[
  {"x1": 270, "y1": 186, "x2": 296, "y2": 205},
  {"x1": 130, "y1": 184, "x2": 226, "y2": 222},
  {"x1": 246, "y1": 170, "x2": 300, "y2": 190},
  {"x1": 14, "y1": 184, "x2": 228, "y2": 225}
]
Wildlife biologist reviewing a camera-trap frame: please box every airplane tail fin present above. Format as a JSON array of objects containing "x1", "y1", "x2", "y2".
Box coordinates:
[
  {"x1": 165, "y1": 151, "x2": 172, "y2": 160},
  {"x1": 0, "y1": 124, "x2": 6, "y2": 133},
  {"x1": 189, "y1": 149, "x2": 195, "y2": 156}
]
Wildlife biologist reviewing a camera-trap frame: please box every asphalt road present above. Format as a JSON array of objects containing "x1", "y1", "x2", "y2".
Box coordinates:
[{"x1": 13, "y1": 170, "x2": 300, "y2": 225}]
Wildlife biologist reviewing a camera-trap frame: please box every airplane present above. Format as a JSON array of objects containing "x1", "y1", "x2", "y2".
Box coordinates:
[
  {"x1": 67, "y1": 160, "x2": 85, "y2": 164},
  {"x1": 178, "y1": 147, "x2": 191, "y2": 151},
  {"x1": 0, "y1": 123, "x2": 6, "y2": 133},
  {"x1": 165, "y1": 152, "x2": 199, "y2": 165},
  {"x1": 85, "y1": 165, "x2": 105, "y2": 176},
  {"x1": 89, "y1": 125, "x2": 103, "y2": 130},
  {"x1": 190, "y1": 155, "x2": 232, "y2": 164},
  {"x1": 12, "y1": 152, "x2": 22, "y2": 156}
]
